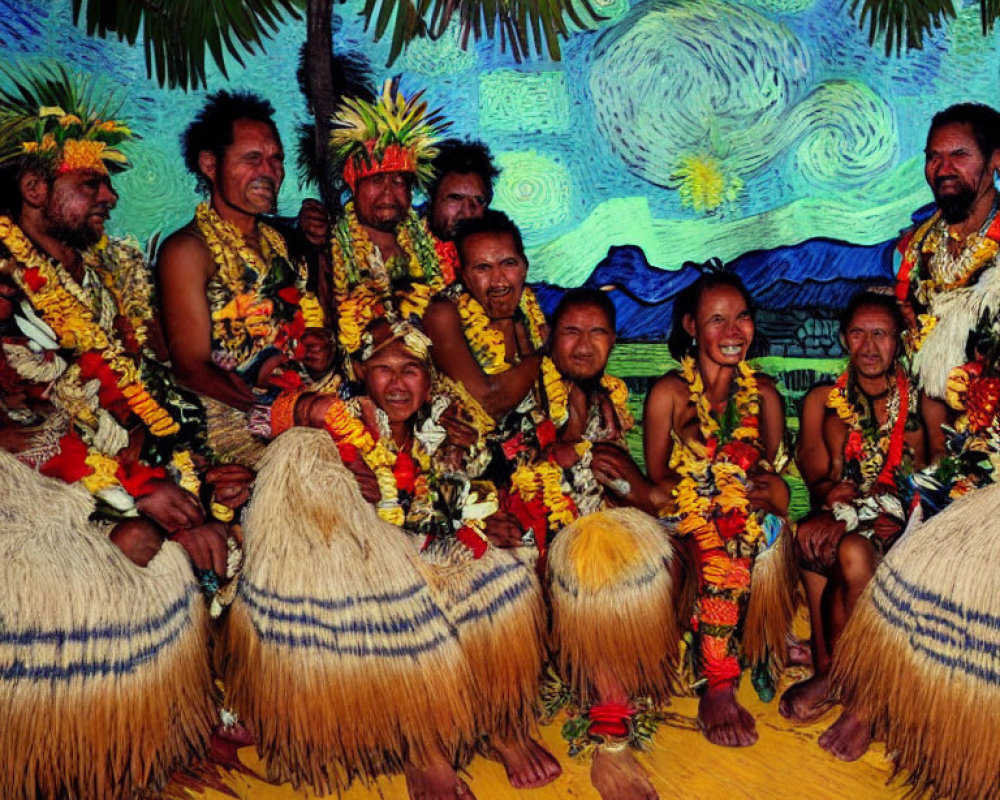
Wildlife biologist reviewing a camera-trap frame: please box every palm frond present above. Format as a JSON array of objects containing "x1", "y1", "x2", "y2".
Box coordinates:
[
  {"x1": 71, "y1": 0, "x2": 304, "y2": 90},
  {"x1": 361, "y1": 0, "x2": 601, "y2": 65},
  {"x1": 849, "y1": 0, "x2": 961, "y2": 54}
]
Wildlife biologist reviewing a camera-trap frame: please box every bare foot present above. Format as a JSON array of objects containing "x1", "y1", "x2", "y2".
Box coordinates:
[
  {"x1": 404, "y1": 755, "x2": 476, "y2": 800},
  {"x1": 778, "y1": 674, "x2": 834, "y2": 723},
  {"x1": 698, "y1": 684, "x2": 758, "y2": 747},
  {"x1": 487, "y1": 734, "x2": 562, "y2": 788},
  {"x1": 818, "y1": 710, "x2": 872, "y2": 762},
  {"x1": 591, "y1": 748, "x2": 658, "y2": 800}
]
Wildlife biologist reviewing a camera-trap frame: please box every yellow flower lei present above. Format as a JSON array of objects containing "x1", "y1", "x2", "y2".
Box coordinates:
[
  {"x1": 540, "y1": 356, "x2": 634, "y2": 433},
  {"x1": 0, "y1": 216, "x2": 179, "y2": 437},
  {"x1": 331, "y1": 202, "x2": 446, "y2": 303},
  {"x1": 322, "y1": 397, "x2": 436, "y2": 527},
  {"x1": 908, "y1": 212, "x2": 1000, "y2": 306},
  {"x1": 511, "y1": 460, "x2": 577, "y2": 533},
  {"x1": 196, "y1": 202, "x2": 291, "y2": 294},
  {"x1": 456, "y1": 285, "x2": 547, "y2": 375},
  {"x1": 670, "y1": 357, "x2": 765, "y2": 551}
]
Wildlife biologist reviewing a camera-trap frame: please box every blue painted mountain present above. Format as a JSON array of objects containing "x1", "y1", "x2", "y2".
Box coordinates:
[{"x1": 534, "y1": 236, "x2": 902, "y2": 342}]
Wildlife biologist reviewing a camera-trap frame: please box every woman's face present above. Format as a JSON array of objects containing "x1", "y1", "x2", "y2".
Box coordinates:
[{"x1": 684, "y1": 284, "x2": 754, "y2": 367}]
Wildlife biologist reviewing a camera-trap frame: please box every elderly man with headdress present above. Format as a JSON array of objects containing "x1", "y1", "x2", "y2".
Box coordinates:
[
  {"x1": 323, "y1": 80, "x2": 458, "y2": 365},
  {"x1": 218, "y1": 316, "x2": 560, "y2": 799},
  {"x1": 819, "y1": 103, "x2": 1000, "y2": 800},
  {"x1": 0, "y1": 64, "x2": 246, "y2": 799},
  {"x1": 158, "y1": 90, "x2": 331, "y2": 468}
]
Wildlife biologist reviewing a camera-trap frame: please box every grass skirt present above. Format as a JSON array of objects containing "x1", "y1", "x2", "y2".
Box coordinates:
[
  {"x1": 219, "y1": 428, "x2": 481, "y2": 793},
  {"x1": 831, "y1": 482, "x2": 1000, "y2": 800},
  {"x1": 422, "y1": 540, "x2": 545, "y2": 740},
  {"x1": 547, "y1": 507, "x2": 679, "y2": 705},
  {"x1": 0, "y1": 451, "x2": 217, "y2": 800}
]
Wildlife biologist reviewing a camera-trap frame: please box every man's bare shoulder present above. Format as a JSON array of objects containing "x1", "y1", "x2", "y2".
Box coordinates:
[
  {"x1": 423, "y1": 294, "x2": 461, "y2": 329},
  {"x1": 157, "y1": 220, "x2": 212, "y2": 275},
  {"x1": 801, "y1": 382, "x2": 836, "y2": 410}
]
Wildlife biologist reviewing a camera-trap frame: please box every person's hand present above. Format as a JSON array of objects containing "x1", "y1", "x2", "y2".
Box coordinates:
[
  {"x1": 796, "y1": 515, "x2": 846, "y2": 568},
  {"x1": 484, "y1": 512, "x2": 525, "y2": 548},
  {"x1": 301, "y1": 328, "x2": 334, "y2": 375},
  {"x1": 203, "y1": 464, "x2": 254, "y2": 510},
  {"x1": 591, "y1": 442, "x2": 640, "y2": 485},
  {"x1": 170, "y1": 521, "x2": 230, "y2": 575},
  {"x1": 823, "y1": 480, "x2": 857, "y2": 508},
  {"x1": 747, "y1": 471, "x2": 790, "y2": 516},
  {"x1": 439, "y1": 402, "x2": 478, "y2": 449},
  {"x1": 136, "y1": 479, "x2": 204, "y2": 533},
  {"x1": 545, "y1": 440, "x2": 581, "y2": 469},
  {"x1": 344, "y1": 456, "x2": 381, "y2": 503},
  {"x1": 299, "y1": 198, "x2": 330, "y2": 248}
]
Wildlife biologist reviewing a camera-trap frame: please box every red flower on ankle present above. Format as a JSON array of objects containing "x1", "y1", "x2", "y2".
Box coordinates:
[{"x1": 588, "y1": 702, "x2": 633, "y2": 738}]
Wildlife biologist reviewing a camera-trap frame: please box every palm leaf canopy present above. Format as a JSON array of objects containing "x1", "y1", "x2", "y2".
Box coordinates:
[{"x1": 71, "y1": 0, "x2": 304, "y2": 90}]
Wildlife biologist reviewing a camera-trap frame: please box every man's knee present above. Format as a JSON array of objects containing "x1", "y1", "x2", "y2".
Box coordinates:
[
  {"x1": 836, "y1": 533, "x2": 875, "y2": 584},
  {"x1": 109, "y1": 519, "x2": 165, "y2": 567}
]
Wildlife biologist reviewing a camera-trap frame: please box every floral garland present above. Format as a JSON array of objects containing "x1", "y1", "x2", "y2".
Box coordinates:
[
  {"x1": 0, "y1": 217, "x2": 180, "y2": 439},
  {"x1": 321, "y1": 393, "x2": 497, "y2": 554},
  {"x1": 0, "y1": 218, "x2": 214, "y2": 513},
  {"x1": 825, "y1": 367, "x2": 910, "y2": 494},
  {"x1": 669, "y1": 356, "x2": 768, "y2": 688},
  {"x1": 197, "y1": 202, "x2": 323, "y2": 369},
  {"x1": 454, "y1": 285, "x2": 546, "y2": 374},
  {"x1": 330, "y1": 203, "x2": 450, "y2": 304},
  {"x1": 540, "y1": 356, "x2": 634, "y2": 433},
  {"x1": 896, "y1": 210, "x2": 1000, "y2": 354}
]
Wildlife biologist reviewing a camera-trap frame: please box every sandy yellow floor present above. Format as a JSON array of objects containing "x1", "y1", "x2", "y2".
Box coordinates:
[{"x1": 185, "y1": 667, "x2": 910, "y2": 800}]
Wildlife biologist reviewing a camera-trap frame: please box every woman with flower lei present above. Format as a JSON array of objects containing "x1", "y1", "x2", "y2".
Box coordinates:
[
  {"x1": 644, "y1": 269, "x2": 794, "y2": 749},
  {"x1": 232, "y1": 317, "x2": 558, "y2": 796}
]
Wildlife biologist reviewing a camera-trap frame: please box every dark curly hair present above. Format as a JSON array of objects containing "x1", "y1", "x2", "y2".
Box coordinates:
[
  {"x1": 928, "y1": 102, "x2": 1000, "y2": 160},
  {"x1": 427, "y1": 138, "x2": 500, "y2": 205},
  {"x1": 181, "y1": 90, "x2": 281, "y2": 195},
  {"x1": 454, "y1": 209, "x2": 526, "y2": 264}
]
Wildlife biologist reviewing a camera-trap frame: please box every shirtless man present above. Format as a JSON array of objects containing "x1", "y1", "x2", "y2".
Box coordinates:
[
  {"x1": 781, "y1": 292, "x2": 926, "y2": 737},
  {"x1": 157, "y1": 90, "x2": 330, "y2": 464}
]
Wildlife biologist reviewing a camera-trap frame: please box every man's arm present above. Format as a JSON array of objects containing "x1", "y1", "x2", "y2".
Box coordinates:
[
  {"x1": 157, "y1": 230, "x2": 255, "y2": 411},
  {"x1": 422, "y1": 299, "x2": 541, "y2": 419},
  {"x1": 797, "y1": 385, "x2": 853, "y2": 508},
  {"x1": 920, "y1": 392, "x2": 947, "y2": 463}
]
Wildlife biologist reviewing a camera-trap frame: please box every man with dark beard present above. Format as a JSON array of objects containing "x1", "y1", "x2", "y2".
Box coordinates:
[{"x1": 895, "y1": 102, "x2": 1000, "y2": 404}]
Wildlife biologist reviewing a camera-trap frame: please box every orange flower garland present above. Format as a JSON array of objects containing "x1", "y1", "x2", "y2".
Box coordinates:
[{"x1": 669, "y1": 356, "x2": 768, "y2": 688}]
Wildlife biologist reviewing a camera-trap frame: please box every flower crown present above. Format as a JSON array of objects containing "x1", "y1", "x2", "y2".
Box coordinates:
[
  {"x1": 0, "y1": 63, "x2": 134, "y2": 176},
  {"x1": 328, "y1": 78, "x2": 448, "y2": 193}
]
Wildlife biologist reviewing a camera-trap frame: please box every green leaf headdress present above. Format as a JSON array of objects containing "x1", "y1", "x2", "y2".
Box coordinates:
[
  {"x1": 329, "y1": 77, "x2": 448, "y2": 193},
  {"x1": 0, "y1": 62, "x2": 135, "y2": 176}
]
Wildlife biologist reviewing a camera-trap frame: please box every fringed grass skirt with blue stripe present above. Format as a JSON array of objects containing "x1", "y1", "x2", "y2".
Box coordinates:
[
  {"x1": 831, "y1": 481, "x2": 1000, "y2": 800},
  {"x1": 220, "y1": 428, "x2": 544, "y2": 794},
  {"x1": 0, "y1": 450, "x2": 218, "y2": 800}
]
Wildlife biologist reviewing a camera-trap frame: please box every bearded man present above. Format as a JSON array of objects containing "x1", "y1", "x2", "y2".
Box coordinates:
[
  {"x1": 822, "y1": 104, "x2": 1000, "y2": 800},
  {"x1": 0, "y1": 65, "x2": 243, "y2": 800},
  {"x1": 158, "y1": 90, "x2": 330, "y2": 467}
]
